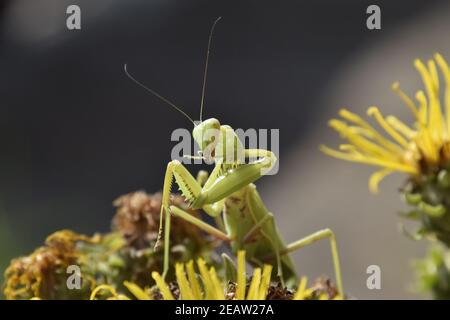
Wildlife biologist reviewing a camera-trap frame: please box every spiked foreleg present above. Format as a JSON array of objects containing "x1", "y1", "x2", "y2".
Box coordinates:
[
  {"x1": 156, "y1": 149, "x2": 276, "y2": 278},
  {"x1": 156, "y1": 160, "x2": 225, "y2": 278},
  {"x1": 191, "y1": 149, "x2": 277, "y2": 208}
]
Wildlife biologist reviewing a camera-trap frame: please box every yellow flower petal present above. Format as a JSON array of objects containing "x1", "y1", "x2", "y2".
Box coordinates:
[
  {"x1": 186, "y1": 260, "x2": 203, "y2": 299},
  {"x1": 151, "y1": 271, "x2": 175, "y2": 300},
  {"x1": 320, "y1": 145, "x2": 417, "y2": 174},
  {"x1": 339, "y1": 109, "x2": 402, "y2": 153},
  {"x1": 369, "y1": 168, "x2": 394, "y2": 193},
  {"x1": 258, "y1": 264, "x2": 272, "y2": 300},
  {"x1": 434, "y1": 53, "x2": 450, "y2": 139},
  {"x1": 197, "y1": 258, "x2": 215, "y2": 300},
  {"x1": 293, "y1": 276, "x2": 308, "y2": 300},
  {"x1": 90, "y1": 284, "x2": 118, "y2": 300},
  {"x1": 236, "y1": 250, "x2": 246, "y2": 300},
  {"x1": 329, "y1": 119, "x2": 399, "y2": 159},
  {"x1": 209, "y1": 267, "x2": 225, "y2": 300},
  {"x1": 386, "y1": 116, "x2": 416, "y2": 139},
  {"x1": 367, "y1": 106, "x2": 409, "y2": 148},
  {"x1": 246, "y1": 268, "x2": 261, "y2": 300},
  {"x1": 391, "y1": 82, "x2": 419, "y2": 119},
  {"x1": 123, "y1": 281, "x2": 152, "y2": 300},
  {"x1": 175, "y1": 263, "x2": 195, "y2": 300}
]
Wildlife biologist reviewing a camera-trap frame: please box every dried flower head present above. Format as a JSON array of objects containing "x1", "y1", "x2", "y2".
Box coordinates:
[
  {"x1": 3, "y1": 191, "x2": 220, "y2": 299},
  {"x1": 112, "y1": 191, "x2": 212, "y2": 250},
  {"x1": 3, "y1": 230, "x2": 98, "y2": 300}
]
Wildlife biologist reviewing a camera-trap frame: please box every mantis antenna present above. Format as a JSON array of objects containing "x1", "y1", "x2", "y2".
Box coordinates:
[
  {"x1": 124, "y1": 63, "x2": 196, "y2": 125},
  {"x1": 199, "y1": 16, "x2": 222, "y2": 122}
]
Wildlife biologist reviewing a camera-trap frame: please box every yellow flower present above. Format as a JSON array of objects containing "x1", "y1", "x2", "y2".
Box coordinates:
[
  {"x1": 293, "y1": 277, "x2": 343, "y2": 300},
  {"x1": 89, "y1": 250, "x2": 342, "y2": 300},
  {"x1": 150, "y1": 250, "x2": 272, "y2": 300},
  {"x1": 321, "y1": 53, "x2": 450, "y2": 193},
  {"x1": 150, "y1": 250, "x2": 341, "y2": 300},
  {"x1": 90, "y1": 284, "x2": 132, "y2": 300}
]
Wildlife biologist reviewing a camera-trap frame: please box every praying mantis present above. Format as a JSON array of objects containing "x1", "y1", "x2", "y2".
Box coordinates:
[{"x1": 124, "y1": 17, "x2": 343, "y2": 295}]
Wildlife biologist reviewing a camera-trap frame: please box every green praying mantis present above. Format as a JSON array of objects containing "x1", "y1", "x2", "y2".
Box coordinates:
[{"x1": 124, "y1": 17, "x2": 343, "y2": 295}]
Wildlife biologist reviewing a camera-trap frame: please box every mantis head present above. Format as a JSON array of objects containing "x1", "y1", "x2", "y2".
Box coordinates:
[{"x1": 193, "y1": 118, "x2": 221, "y2": 157}]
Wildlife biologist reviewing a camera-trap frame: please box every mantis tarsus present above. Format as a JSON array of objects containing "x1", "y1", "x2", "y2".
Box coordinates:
[{"x1": 125, "y1": 17, "x2": 343, "y2": 295}]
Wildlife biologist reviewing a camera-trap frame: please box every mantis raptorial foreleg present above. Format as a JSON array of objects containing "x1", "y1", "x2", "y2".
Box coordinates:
[
  {"x1": 158, "y1": 148, "x2": 276, "y2": 228},
  {"x1": 157, "y1": 160, "x2": 222, "y2": 277},
  {"x1": 157, "y1": 149, "x2": 276, "y2": 277},
  {"x1": 196, "y1": 170, "x2": 226, "y2": 231},
  {"x1": 189, "y1": 150, "x2": 277, "y2": 208},
  {"x1": 281, "y1": 229, "x2": 344, "y2": 296}
]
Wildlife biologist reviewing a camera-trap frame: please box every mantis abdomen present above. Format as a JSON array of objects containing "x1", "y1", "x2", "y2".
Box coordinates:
[{"x1": 223, "y1": 183, "x2": 298, "y2": 287}]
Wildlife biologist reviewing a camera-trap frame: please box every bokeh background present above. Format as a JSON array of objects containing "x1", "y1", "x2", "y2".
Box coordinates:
[{"x1": 1, "y1": 0, "x2": 449, "y2": 299}]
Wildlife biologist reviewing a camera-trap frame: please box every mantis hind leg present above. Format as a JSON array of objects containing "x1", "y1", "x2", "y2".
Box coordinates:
[
  {"x1": 283, "y1": 229, "x2": 344, "y2": 296},
  {"x1": 268, "y1": 236, "x2": 284, "y2": 287},
  {"x1": 244, "y1": 186, "x2": 295, "y2": 288}
]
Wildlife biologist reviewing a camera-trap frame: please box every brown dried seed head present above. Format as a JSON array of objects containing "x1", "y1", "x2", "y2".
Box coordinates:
[
  {"x1": 3, "y1": 230, "x2": 94, "y2": 300},
  {"x1": 310, "y1": 277, "x2": 340, "y2": 299},
  {"x1": 112, "y1": 191, "x2": 207, "y2": 249}
]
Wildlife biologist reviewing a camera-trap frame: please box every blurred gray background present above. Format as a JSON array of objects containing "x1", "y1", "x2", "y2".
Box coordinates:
[{"x1": 0, "y1": 0, "x2": 449, "y2": 299}]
